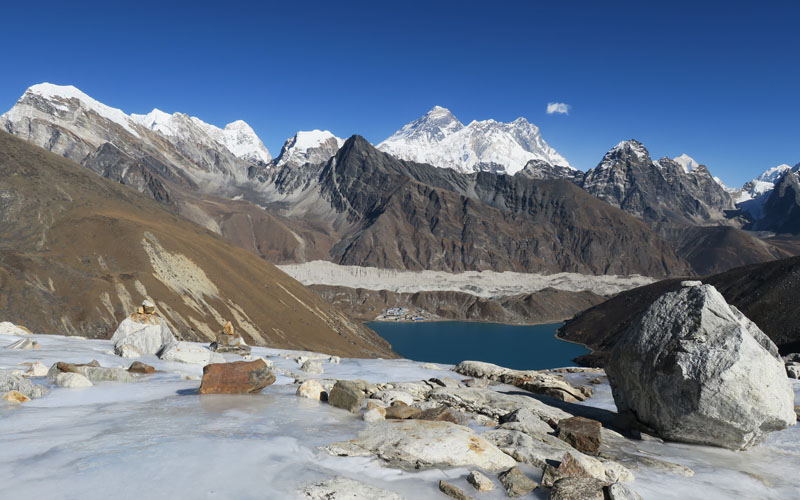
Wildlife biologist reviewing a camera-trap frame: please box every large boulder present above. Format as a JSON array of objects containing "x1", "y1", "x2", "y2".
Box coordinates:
[
  {"x1": 199, "y1": 359, "x2": 275, "y2": 394},
  {"x1": 111, "y1": 312, "x2": 177, "y2": 358},
  {"x1": 325, "y1": 420, "x2": 517, "y2": 471},
  {"x1": 328, "y1": 380, "x2": 365, "y2": 413},
  {"x1": 606, "y1": 282, "x2": 796, "y2": 450}
]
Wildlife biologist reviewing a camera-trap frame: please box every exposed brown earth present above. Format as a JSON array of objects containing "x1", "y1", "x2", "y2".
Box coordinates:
[{"x1": 0, "y1": 131, "x2": 395, "y2": 358}]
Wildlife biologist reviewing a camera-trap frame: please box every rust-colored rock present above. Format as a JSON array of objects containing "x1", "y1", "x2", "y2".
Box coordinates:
[
  {"x1": 557, "y1": 416, "x2": 602, "y2": 455},
  {"x1": 198, "y1": 359, "x2": 275, "y2": 394},
  {"x1": 128, "y1": 361, "x2": 156, "y2": 374},
  {"x1": 541, "y1": 453, "x2": 593, "y2": 488},
  {"x1": 2, "y1": 390, "x2": 31, "y2": 403}
]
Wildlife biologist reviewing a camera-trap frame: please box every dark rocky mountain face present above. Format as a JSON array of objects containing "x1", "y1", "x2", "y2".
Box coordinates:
[
  {"x1": 312, "y1": 136, "x2": 689, "y2": 276},
  {"x1": 0, "y1": 131, "x2": 394, "y2": 358},
  {"x1": 558, "y1": 255, "x2": 800, "y2": 366},
  {"x1": 515, "y1": 159, "x2": 583, "y2": 182},
  {"x1": 752, "y1": 170, "x2": 800, "y2": 234},
  {"x1": 579, "y1": 141, "x2": 735, "y2": 225}
]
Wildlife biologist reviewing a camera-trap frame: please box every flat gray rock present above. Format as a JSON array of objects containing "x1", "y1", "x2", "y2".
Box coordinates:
[{"x1": 302, "y1": 477, "x2": 405, "y2": 500}]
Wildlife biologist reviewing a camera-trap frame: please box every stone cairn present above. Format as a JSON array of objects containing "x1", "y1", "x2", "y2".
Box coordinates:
[{"x1": 209, "y1": 321, "x2": 251, "y2": 356}]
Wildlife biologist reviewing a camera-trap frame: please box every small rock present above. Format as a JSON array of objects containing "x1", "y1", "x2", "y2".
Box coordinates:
[
  {"x1": 300, "y1": 360, "x2": 324, "y2": 374},
  {"x1": 500, "y1": 407, "x2": 554, "y2": 436},
  {"x1": 541, "y1": 452, "x2": 594, "y2": 487},
  {"x1": 5, "y1": 338, "x2": 39, "y2": 350},
  {"x1": 429, "y1": 377, "x2": 462, "y2": 388},
  {"x1": 198, "y1": 359, "x2": 275, "y2": 394},
  {"x1": 416, "y1": 405, "x2": 459, "y2": 424},
  {"x1": 48, "y1": 361, "x2": 135, "y2": 383},
  {"x1": 550, "y1": 477, "x2": 606, "y2": 500},
  {"x1": 786, "y1": 363, "x2": 800, "y2": 379},
  {"x1": 557, "y1": 416, "x2": 602, "y2": 455},
  {"x1": 297, "y1": 379, "x2": 325, "y2": 400},
  {"x1": 328, "y1": 356, "x2": 341, "y2": 364},
  {"x1": 363, "y1": 407, "x2": 386, "y2": 422},
  {"x1": 466, "y1": 471, "x2": 494, "y2": 492},
  {"x1": 438, "y1": 480, "x2": 475, "y2": 500},
  {"x1": 497, "y1": 467, "x2": 537, "y2": 497},
  {"x1": 22, "y1": 361, "x2": 48, "y2": 377},
  {"x1": 680, "y1": 280, "x2": 702, "y2": 287},
  {"x1": 128, "y1": 361, "x2": 155, "y2": 374},
  {"x1": 606, "y1": 482, "x2": 645, "y2": 500},
  {"x1": 56, "y1": 372, "x2": 93, "y2": 388},
  {"x1": 464, "y1": 378, "x2": 490, "y2": 388},
  {"x1": 420, "y1": 362, "x2": 443, "y2": 370},
  {"x1": 385, "y1": 405, "x2": 421, "y2": 420},
  {"x1": 2, "y1": 390, "x2": 31, "y2": 403},
  {"x1": 328, "y1": 380, "x2": 365, "y2": 413},
  {"x1": 142, "y1": 299, "x2": 156, "y2": 314},
  {"x1": 374, "y1": 390, "x2": 414, "y2": 406}
]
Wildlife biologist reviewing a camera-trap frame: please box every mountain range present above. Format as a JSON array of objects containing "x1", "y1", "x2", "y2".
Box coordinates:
[{"x1": 1, "y1": 82, "x2": 799, "y2": 284}]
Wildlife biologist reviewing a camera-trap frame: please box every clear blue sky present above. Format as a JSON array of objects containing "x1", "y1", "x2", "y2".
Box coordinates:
[{"x1": 3, "y1": 0, "x2": 798, "y2": 186}]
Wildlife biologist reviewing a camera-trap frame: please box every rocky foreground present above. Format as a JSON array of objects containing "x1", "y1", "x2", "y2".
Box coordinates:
[{"x1": 1, "y1": 300, "x2": 799, "y2": 499}]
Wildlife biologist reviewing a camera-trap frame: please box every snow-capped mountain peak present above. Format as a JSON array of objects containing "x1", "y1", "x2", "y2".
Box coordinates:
[
  {"x1": 21, "y1": 82, "x2": 140, "y2": 137},
  {"x1": 377, "y1": 107, "x2": 570, "y2": 175},
  {"x1": 275, "y1": 130, "x2": 344, "y2": 167},
  {"x1": 597, "y1": 140, "x2": 651, "y2": 169},
  {"x1": 673, "y1": 153, "x2": 700, "y2": 173},
  {"x1": 757, "y1": 164, "x2": 792, "y2": 183}
]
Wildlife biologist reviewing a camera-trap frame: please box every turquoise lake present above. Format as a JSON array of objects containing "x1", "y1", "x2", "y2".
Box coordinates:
[{"x1": 367, "y1": 321, "x2": 589, "y2": 370}]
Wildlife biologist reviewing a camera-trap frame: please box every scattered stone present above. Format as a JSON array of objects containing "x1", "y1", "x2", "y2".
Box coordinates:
[
  {"x1": 606, "y1": 284, "x2": 796, "y2": 450},
  {"x1": 141, "y1": 299, "x2": 156, "y2": 314},
  {"x1": 438, "y1": 480, "x2": 475, "y2": 500},
  {"x1": 21, "y1": 361, "x2": 48, "y2": 377},
  {"x1": 302, "y1": 477, "x2": 406, "y2": 500},
  {"x1": 557, "y1": 416, "x2": 602, "y2": 455},
  {"x1": 328, "y1": 356, "x2": 341, "y2": 364},
  {"x1": 373, "y1": 390, "x2": 414, "y2": 406},
  {"x1": 606, "y1": 482, "x2": 645, "y2": 500},
  {"x1": 209, "y1": 321, "x2": 251, "y2": 356},
  {"x1": 454, "y1": 361, "x2": 592, "y2": 403},
  {"x1": 363, "y1": 407, "x2": 386, "y2": 422},
  {"x1": 0, "y1": 322, "x2": 31, "y2": 336},
  {"x1": 464, "y1": 378, "x2": 490, "y2": 388},
  {"x1": 48, "y1": 362, "x2": 136, "y2": 383},
  {"x1": 0, "y1": 371, "x2": 48, "y2": 399},
  {"x1": 2, "y1": 390, "x2": 31, "y2": 403},
  {"x1": 198, "y1": 359, "x2": 275, "y2": 394},
  {"x1": 385, "y1": 404, "x2": 421, "y2": 420},
  {"x1": 415, "y1": 405, "x2": 459, "y2": 424},
  {"x1": 499, "y1": 408, "x2": 554, "y2": 436},
  {"x1": 483, "y1": 430, "x2": 633, "y2": 484},
  {"x1": 128, "y1": 361, "x2": 155, "y2": 374},
  {"x1": 5, "y1": 338, "x2": 39, "y2": 350},
  {"x1": 429, "y1": 377, "x2": 462, "y2": 388},
  {"x1": 328, "y1": 380, "x2": 365, "y2": 413},
  {"x1": 300, "y1": 360, "x2": 324, "y2": 374},
  {"x1": 466, "y1": 471, "x2": 494, "y2": 492},
  {"x1": 541, "y1": 452, "x2": 594, "y2": 487},
  {"x1": 55, "y1": 372, "x2": 93, "y2": 388},
  {"x1": 497, "y1": 467, "x2": 537, "y2": 497},
  {"x1": 550, "y1": 477, "x2": 606, "y2": 500},
  {"x1": 784, "y1": 353, "x2": 800, "y2": 363},
  {"x1": 326, "y1": 420, "x2": 517, "y2": 471},
  {"x1": 786, "y1": 363, "x2": 800, "y2": 379},
  {"x1": 420, "y1": 362, "x2": 443, "y2": 370},
  {"x1": 160, "y1": 342, "x2": 225, "y2": 365},
  {"x1": 428, "y1": 387, "x2": 570, "y2": 424},
  {"x1": 297, "y1": 379, "x2": 326, "y2": 400},
  {"x1": 111, "y1": 303, "x2": 177, "y2": 358}
]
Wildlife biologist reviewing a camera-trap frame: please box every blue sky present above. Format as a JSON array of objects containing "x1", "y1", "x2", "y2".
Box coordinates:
[{"x1": 3, "y1": 0, "x2": 798, "y2": 186}]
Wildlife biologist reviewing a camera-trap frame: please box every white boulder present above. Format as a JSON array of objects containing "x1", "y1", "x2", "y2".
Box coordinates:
[
  {"x1": 296, "y1": 379, "x2": 325, "y2": 400},
  {"x1": 111, "y1": 314, "x2": 176, "y2": 358},
  {"x1": 0, "y1": 322, "x2": 31, "y2": 336},
  {"x1": 325, "y1": 420, "x2": 516, "y2": 471},
  {"x1": 606, "y1": 283, "x2": 796, "y2": 450},
  {"x1": 56, "y1": 372, "x2": 93, "y2": 388},
  {"x1": 159, "y1": 342, "x2": 224, "y2": 365}
]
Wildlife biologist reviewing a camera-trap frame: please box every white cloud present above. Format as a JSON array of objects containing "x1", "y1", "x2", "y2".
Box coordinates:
[{"x1": 546, "y1": 102, "x2": 570, "y2": 115}]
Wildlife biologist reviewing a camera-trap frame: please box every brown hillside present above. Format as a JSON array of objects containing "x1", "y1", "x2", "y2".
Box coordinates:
[{"x1": 0, "y1": 131, "x2": 395, "y2": 358}]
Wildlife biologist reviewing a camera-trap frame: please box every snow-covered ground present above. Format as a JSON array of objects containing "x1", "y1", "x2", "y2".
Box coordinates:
[
  {"x1": 277, "y1": 261, "x2": 656, "y2": 298},
  {"x1": 1, "y1": 332, "x2": 798, "y2": 499}
]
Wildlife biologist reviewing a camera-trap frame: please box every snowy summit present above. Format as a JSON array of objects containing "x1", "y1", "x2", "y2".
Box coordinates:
[{"x1": 377, "y1": 106, "x2": 571, "y2": 175}]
